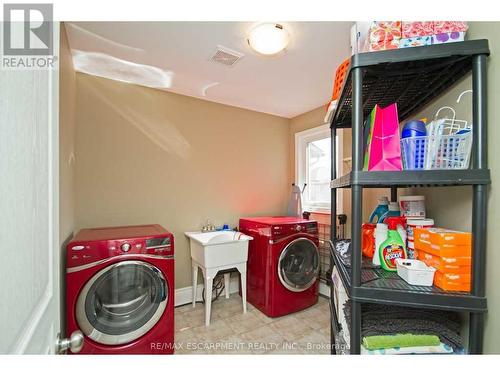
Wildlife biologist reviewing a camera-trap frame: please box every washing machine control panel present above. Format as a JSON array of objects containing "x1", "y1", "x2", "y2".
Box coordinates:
[{"x1": 121, "y1": 243, "x2": 131, "y2": 252}]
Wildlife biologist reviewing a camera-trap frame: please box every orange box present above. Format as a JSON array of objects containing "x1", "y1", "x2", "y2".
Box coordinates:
[
  {"x1": 417, "y1": 250, "x2": 471, "y2": 274},
  {"x1": 434, "y1": 271, "x2": 471, "y2": 292},
  {"x1": 414, "y1": 228, "x2": 471, "y2": 257}
]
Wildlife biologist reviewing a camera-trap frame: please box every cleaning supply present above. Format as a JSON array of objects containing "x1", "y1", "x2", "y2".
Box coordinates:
[
  {"x1": 378, "y1": 202, "x2": 400, "y2": 223},
  {"x1": 368, "y1": 196, "x2": 389, "y2": 223},
  {"x1": 414, "y1": 227, "x2": 471, "y2": 257},
  {"x1": 362, "y1": 334, "x2": 440, "y2": 350},
  {"x1": 373, "y1": 223, "x2": 388, "y2": 266},
  {"x1": 379, "y1": 220, "x2": 407, "y2": 271},
  {"x1": 417, "y1": 250, "x2": 470, "y2": 274},
  {"x1": 406, "y1": 218, "x2": 434, "y2": 259},
  {"x1": 384, "y1": 216, "x2": 407, "y2": 243},
  {"x1": 362, "y1": 223, "x2": 377, "y2": 258},
  {"x1": 400, "y1": 195, "x2": 426, "y2": 218},
  {"x1": 434, "y1": 271, "x2": 471, "y2": 292}
]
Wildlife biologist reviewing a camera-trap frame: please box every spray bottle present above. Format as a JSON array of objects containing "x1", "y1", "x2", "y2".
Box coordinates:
[{"x1": 379, "y1": 219, "x2": 407, "y2": 271}]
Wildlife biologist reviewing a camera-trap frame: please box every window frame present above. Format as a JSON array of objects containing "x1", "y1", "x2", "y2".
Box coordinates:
[{"x1": 295, "y1": 124, "x2": 343, "y2": 214}]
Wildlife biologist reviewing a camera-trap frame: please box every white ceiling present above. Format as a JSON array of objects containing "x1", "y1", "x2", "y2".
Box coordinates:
[{"x1": 65, "y1": 22, "x2": 352, "y2": 118}]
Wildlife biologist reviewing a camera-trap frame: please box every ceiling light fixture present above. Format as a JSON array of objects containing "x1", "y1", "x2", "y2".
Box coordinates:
[{"x1": 247, "y1": 23, "x2": 290, "y2": 56}]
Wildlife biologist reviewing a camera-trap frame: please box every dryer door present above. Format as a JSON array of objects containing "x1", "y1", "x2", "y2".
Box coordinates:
[
  {"x1": 278, "y1": 237, "x2": 319, "y2": 292},
  {"x1": 76, "y1": 260, "x2": 168, "y2": 345}
]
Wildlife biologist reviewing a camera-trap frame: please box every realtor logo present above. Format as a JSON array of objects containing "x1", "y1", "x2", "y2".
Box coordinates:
[
  {"x1": 2, "y1": 3, "x2": 56, "y2": 69},
  {"x1": 3, "y1": 3, "x2": 53, "y2": 55}
]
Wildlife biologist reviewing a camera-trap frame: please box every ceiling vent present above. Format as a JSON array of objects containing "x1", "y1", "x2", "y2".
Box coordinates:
[{"x1": 209, "y1": 45, "x2": 244, "y2": 67}]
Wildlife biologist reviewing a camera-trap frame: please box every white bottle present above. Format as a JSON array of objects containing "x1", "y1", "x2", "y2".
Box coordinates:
[
  {"x1": 397, "y1": 224, "x2": 406, "y2": 245},
  {"x1": 373, "y1": 223, "x2": 388, "y2": 266}
]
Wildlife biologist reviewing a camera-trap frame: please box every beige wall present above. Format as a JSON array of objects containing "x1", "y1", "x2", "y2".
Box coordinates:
[
  {"x1": 74, "y1": 74, "x2": 290, "y2": 289},
  {"x1": 410, "y1": 22, "x2": 500, "y2": 353},
  {"x1": 59, "y1": 24, "x2": 76, "y2": 248}
]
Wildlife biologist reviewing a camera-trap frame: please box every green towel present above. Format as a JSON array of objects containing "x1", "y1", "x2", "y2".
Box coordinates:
[{"x1": 362, "y1": 334, "x2": 441, "y2": 350}]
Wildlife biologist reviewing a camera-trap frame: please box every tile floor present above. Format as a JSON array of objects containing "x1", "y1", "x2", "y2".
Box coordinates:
[{"x1": 174, "y1": 294, "x2": 331, "y2": 354}]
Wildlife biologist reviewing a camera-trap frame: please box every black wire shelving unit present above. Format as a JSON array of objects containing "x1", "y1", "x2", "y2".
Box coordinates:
[{"x1": 328, "y1": 40, "x2": 491, "y2": 355}]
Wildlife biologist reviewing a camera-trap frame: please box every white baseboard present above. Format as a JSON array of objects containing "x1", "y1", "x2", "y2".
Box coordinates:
[{"x1": 175, "y1": 279, "x2": 330, "y2": 307}]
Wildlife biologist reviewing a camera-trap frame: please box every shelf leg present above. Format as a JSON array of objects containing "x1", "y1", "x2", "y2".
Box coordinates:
[
  {"x1": 331, "y1": 125, "x2": 337, "y2": 242},
  {"x1": 350, "y1": 301, "x2": 362, "y2": 354},
  {"x1": 330, "y1": 282, "x2": 337, "y2": 355},
  {"x1": 350, "y1": 66, "x2": 364, "y2": 355},
  {"x1": 390, "y1": 187, "x2": 397, "y2": 202},
  {"x1": 469, "y1": 53, "x2": 488, "y2": 354},
  {"x1": 469, "y1": 313, "x2": 485, "y2": 354}
]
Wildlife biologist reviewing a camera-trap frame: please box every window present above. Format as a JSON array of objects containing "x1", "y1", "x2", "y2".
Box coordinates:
[{"x1": 295, "y1": 124, "x2": 343, "y2": 213}]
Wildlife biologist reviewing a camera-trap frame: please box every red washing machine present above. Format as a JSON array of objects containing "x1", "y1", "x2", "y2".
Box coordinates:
[
  {"x1": 66, "y1": 224, "x2": 174, "y2": 354},
  {"x1": 239, "y1": 217, "x2": 319, "y2": 317}
]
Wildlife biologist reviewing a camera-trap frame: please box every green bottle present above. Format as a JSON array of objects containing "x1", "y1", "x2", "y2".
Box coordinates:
[{"x1": 379, "y1": 229, "x2": 407, "y2": 272}]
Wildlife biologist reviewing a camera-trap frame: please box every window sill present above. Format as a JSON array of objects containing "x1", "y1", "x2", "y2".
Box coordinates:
[{"x1": 303, "y1": 207, "x2": 331, "y2": 215}]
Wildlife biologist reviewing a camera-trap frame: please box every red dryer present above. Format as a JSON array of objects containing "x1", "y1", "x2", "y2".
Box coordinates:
[
  {"x1": 239, "y1": 217, "x2": 319, "y2": 317},
  {"x1": 66, "y1": 224, "x2": 174, "y2": 354}
]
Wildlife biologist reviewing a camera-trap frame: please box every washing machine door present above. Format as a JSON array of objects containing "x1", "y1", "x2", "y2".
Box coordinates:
[
  {"x1": 278, "y1": 237, "x2": 319, "y2": 292},
  {"x1": 76, "y1": 260, "x2": 168, "y2": 345}
]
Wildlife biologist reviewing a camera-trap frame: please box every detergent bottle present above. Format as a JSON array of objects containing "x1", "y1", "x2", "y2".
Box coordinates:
[
  {"x1": 378, "y1": 202, "x2": 401, "y2": 223},
  {"x1": 379, "y1": 220, "x2": 407, "y2": 271},
  {"x1": 368, "y1": 196, "x2": 389, "y2": 223},
  {"x1": 373, "y1": 223, "x2": 388, "y2": 266}
]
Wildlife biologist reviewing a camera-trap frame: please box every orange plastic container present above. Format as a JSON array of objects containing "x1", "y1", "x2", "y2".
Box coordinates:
[
  {"x1": 331, "y1": 58, "x2": 350, "y2": 101},
  {"x1": 417, "y1": 250, "x2": 471, "y2": 274},
  {"x1": 414, "y1": 228, "x2": 471, "y2": 257},
  {"x1": 434, "y1": 271, "x2": 471, "y2": 292}
]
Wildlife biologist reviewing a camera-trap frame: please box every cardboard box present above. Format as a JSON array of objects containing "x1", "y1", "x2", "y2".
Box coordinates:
[
  {"x1": 399, "y1": 35, "x2": 432, "y2": 48},
  {"x1": 432, "y1": 31, "x2": 465, "y2": 44},
  {"x1": 368, "y1": 38, "x2": 399, "y2": 52},
  {"x1": 402, "y1": 21, "x2": 434, "y2": 38},
  {"x1": 433, "y1": 21, "x2": 468, "y2": 34},
  {"x1": 368, "y1": 21, "x2": 402, "y2": 43}
]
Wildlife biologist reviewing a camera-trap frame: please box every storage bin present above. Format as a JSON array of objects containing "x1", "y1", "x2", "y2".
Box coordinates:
[
  {"x1": 401, "y1": 133, "x2": 472, "y2": 170},
  {"x1": 396, "y1": 259, "x2": 436, "y2": 286},
  {"x1": 331, "y1": 58, "x2": 350, "y2": 101}
]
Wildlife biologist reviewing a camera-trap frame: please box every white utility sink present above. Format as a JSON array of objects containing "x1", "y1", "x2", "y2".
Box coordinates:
[
  {"x1": 185, "y1": 230, "x2": 253, "y2": 326},
  {"x1": 185, "y1": 231, "x2": 253, "y2": 268}
]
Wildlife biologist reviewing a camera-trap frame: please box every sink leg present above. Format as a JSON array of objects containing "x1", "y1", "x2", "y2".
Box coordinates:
[
  {"x1": 204, "y1": 275, "x2": 213, "y2": 326},
  {"x1": 224, "y1": 273, "x2": 230, "y2": 299},
  {"x1": 192, "y1": 264, "x2": 198, "y2": 307},
  {"x1": 237, "y1": 263, "x2": 247, "y2": 314}
]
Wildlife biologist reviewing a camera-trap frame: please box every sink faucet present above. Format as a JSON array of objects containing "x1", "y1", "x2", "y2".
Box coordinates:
[{"x1": 202, "y1": 220, "x2": 216, "y2": 232}]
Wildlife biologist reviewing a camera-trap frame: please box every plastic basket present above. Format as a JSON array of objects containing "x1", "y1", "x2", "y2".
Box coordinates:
[
  {"x1": 401, "y1": 132, "x2": 472, "y2": 170},
  {"x1": 331, "y1": 58, "x2": 350, "y2": 101}
]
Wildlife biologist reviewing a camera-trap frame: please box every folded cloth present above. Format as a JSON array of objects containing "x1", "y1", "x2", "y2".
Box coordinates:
[
  {"x1": 362, "y1": 333, "x2": 440, "y2": 350},
  {"x1": 334, "y1": 239, "x2": 380, "y2": 269},
  {"x1": 361, "y1": 342, "x2": 454, "y2": 355},
  {"x1": 344, "y1": 303, "x2": 463, "y2": 351}
]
